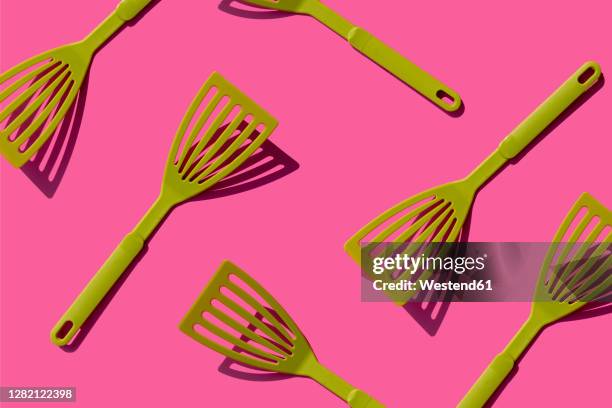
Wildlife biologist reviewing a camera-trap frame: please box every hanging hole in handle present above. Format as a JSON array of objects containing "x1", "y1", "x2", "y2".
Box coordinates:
[
  {"x1": 55, "y1": 320, "x2": 74, "y2": 340},
  {"x1": 436, "y1": 90, "x2": 455, "y2": 106},
  {"x1": 578, "y1": 67, "x2": 596, "y2": 84}
]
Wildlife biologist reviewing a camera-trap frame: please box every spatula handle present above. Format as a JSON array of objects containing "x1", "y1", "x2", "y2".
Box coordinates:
[
  {"x1": 458, "y1": 318, "x2": 542, "y2": 407},
  {"x1": 457, "y1": 352, "x2": 514, "y2": 408},
  {"x1": 308, "y1": 362, "x2": 386, "y2": 407},
  {"x1": 83, "y1": 0, "x2": 153, "y2": 50},
  {"x1": 348, "y1": 27, "x2": 462, "y2": 112},
  {"x1": 116, "y1": 0, "x2": 153, "y2": 21},
  {"x1": 347, "y1": 389, "x2": 386, "y2": 408},
  {"x1": 306, "y1": 1, "x2": 461, "y2": 112},
  {"x1": 50, "y1": 233, "x2": 145, "y2": 346},
  {"x1": 498, "y1": 61, "x2": 601, "y2": 159}
]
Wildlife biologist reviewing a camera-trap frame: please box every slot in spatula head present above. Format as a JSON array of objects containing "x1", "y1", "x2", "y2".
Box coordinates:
[
  {"x1": 162, "y1": 72, "x2": 279, "y2": 202},
  {"x1": 0, "y1": 45, "x2": 90, "y2": 167},
  {"x1": 179, "y1": 261, "x2": 314, "y2": 375},
  {"x1": 533, "y1": 193, "x2": 611, "y2": 321}
]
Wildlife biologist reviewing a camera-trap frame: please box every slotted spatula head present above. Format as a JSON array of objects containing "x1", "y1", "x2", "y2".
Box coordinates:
[
  {"x1": 1, "y1": 0, "x2": 153, "y2": 168},
  {"x1": 456, "y1": 193, "x2": 610, "y2": 408},
  {"x1": 160, "y1": 72, "x2": 278, "y2": 203},
  {"x1": 531, "y1": 193, "x2": 611, "y2": 324},
  {"x1": 179, "y1": 261, "x2": 315, "y2": 375},
  {"x1": 0, "y1": 45, "x2": 90, "y2": 167},
  {"x1": 240, "y1": 0, "x2": 312, "y2": 13},
  {"x1": 345, "y1": 180, "x2": 475, "y2": 302}
]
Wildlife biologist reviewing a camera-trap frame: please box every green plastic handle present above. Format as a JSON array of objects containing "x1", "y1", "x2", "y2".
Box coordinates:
[
  {"x1": 307, "y1": 362, "x2": 385, "y2": 407},
  {"x1": 348, "y1": 389, "x2": 386, "y2": 408},
  {"x1": 348, "y1": 27, "x2": 462, "y2": 112},
  {"x1": 457, "y1": 353, "x2": 514, "y2": 408},
  {"x1": 50, "y1": 233, "x2": 145, "y2": 346},
  {"x1": 116, "y1": 0, "x2": 153, "y2": 21},
  {"x1": 305, "y1": 1, "x2": 461, "y2": 112},
  {"x1": 498, "y1": 61, "x2": 601, "y2": 159},
  {"x1": 50, "y1": 196, "x2": 173, "y2": 346},
  {"x1": 81, "y1": 0, "x2": 153, "y2": 51},
  {"x1": 458, "y1": 318, "x2": 543, "y2": 407}
]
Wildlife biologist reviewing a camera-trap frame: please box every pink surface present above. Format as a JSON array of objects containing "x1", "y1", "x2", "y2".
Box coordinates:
[{"x1": 1, "y1": 0, "x2": 610, "y2": 407}]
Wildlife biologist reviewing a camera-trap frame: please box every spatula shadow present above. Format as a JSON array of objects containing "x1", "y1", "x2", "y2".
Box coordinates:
[
  {"x1": 218, "y1": 0, "x2": 293, "y2": 19},
  {"x1": 561, "y1": 301, "x2": 611, "y2": 321},
  {"x1": 402, "y1": 212, "x2": 473, "y2": 336},
  {"x1": 190, "y1": 138, "x2": 299, "y2": 202},
  {"x1": 59, "y1": 137, "x2": 297, "y2": 351},
  {"x1": 218, "y1": 359, "x2": 293, "y2": 381},
  {"x1": 8, "y1": 1, "x2": 159, "y2": 197},
  {"x1": 402, "y1": 287, "x2": 453, "y2": 336},
  {"x1": 19, "y1": 74, "x2": 89, "y2": 198},
  {"x1": 218, "y1": 308, "x2": 293, "y2": 382}
]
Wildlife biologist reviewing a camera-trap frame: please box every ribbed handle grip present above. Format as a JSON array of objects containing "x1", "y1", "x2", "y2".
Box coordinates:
[
  {"x1": 117, "y1": 0, "x2": 153, "y2": 21},
  {"x1": 348, "y1": 389, "x2": 386, "y2": 408},
  {"x1": 457, "y1": 353, "x2": 515, "y2": 408},
  {"x1": 498, "y1": 61, "x2": 601, "y2": 159},
  {"x1": 348, "y1": 27, "x2": 462, "y2": 112},
  {"x1": 50, "y1": 233, "x2": 145, "y2": 346}
]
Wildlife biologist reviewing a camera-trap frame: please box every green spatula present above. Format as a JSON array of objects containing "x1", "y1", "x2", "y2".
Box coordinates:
[
  {"x1": 0, "y1": 0, "x2": 152, "y2": 168},
  {"x1": 51, "y1": 72, "x2": 278, "y2": 346},
  {"x1": 239, "y1": 0, "x2": 462, "y2": 112},
  {"x1": 458, "y1": 192, "x2": 611, "y2": 407},
  {"x1": 345, "y1": 61, "x2": 602, "y2": 304},
  {"x1": 179, "y1": 261, "x2": 385, "y2": 408}
]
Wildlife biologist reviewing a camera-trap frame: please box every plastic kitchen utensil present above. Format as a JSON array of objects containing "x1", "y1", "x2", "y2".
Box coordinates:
[
  {"x1": 179, "y1": 261, "x2": 385, "y2": 408},
  {"x1": 458, "y1": 192, "x2": 611, "y2": 408},
  {"x1": 240, "y1": 0, "x2": 461, "y2": 112},
  {"x1": 345, "y1": 61, "x2": 602, "y2": 304},
  {"x1": 50, "y1": 73, "x2": 278, "y2": 346},
  {"x1": 0, "y1": 0, "x2": 152, "y2": 168}
]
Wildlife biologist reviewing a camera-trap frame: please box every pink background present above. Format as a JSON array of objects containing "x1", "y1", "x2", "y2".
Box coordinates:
[{"x1": 1, "y1": 0, "x2": 610, "y2": 407}]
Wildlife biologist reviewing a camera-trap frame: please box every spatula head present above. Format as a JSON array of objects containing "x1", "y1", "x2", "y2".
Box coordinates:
[
  {"x1": 345, "y1": 180, "x2": 475, "y2": 302},
  {"x1": 162, "y1": 72, "x2": 278, "y2": 202},
  {"x1": 0, "y1": 43, "x2": 91, "y2": 167},
  {"x1": 179, "y1": 261, "x2": 315, "y2": 375},
  {"x1": 532, "y1": 193, "x2": 611, "y2": 323},
  {"x1": 240, "y1": 0, "x2": 312, "y2": 13}
]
